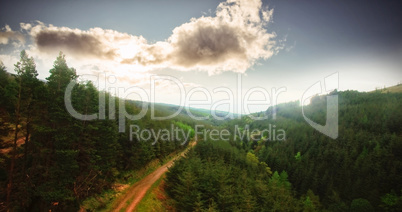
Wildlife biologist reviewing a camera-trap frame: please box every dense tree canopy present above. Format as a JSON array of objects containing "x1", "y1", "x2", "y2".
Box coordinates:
[
  {"x1": 0, "y1": 51, "x2": 193, "y2": 211},
  {"x1": 220, "y1": 89, "x2": 402, "y2": 211}
]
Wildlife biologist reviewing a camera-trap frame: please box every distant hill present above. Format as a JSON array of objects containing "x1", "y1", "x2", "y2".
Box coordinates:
[
  {"x1": 372, "y1": 83, "x2": 402, "y2": 93},
  {"x1": 129, "y1": 100, "x2": 239, "y2": 126}
]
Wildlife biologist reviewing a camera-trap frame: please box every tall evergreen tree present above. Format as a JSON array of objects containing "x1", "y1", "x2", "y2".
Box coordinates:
[{"x1": 6, "y1": 50, "x2": 39, "y2": 210}]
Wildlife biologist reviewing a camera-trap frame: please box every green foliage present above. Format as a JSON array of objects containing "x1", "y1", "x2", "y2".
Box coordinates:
[
  {"x1": 302, "y1": 190, "x2": 321, "y2": 212},
  {"x1": 223, "y1": 90, "x2": 402, "y2": 211},
  {"x1": 165, "y1": 141, "x2": 299, "y2": 211},
  {"x1": 246, "y1": 152, "x2": 259, "y2": 166},
  {"x1": 0, "y1": 51, "x2": 188, "y2": 211},
  {"x1": 0, "y1": 61, "x2": 12, "y2": 111},
  {"x1": 380, "y1": 191, "x2": 402, "y2": 211},
  {"x1": 1, "y1": 51, "x2": 401, "y2": 211},
  {"x1": 295, "y1": 151, "x2": 301, "y2": 161},
  {"x1": 350, "y1": 198, "x2": 374, "y2": 212}
]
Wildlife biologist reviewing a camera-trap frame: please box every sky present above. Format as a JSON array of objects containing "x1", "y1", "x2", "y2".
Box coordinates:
[{"x1": 1, "y1": 0, "x2": 401, "y2": 114}]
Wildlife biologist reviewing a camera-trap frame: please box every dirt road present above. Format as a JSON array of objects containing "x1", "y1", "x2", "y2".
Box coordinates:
[{"x1": 112, "y1": 141, "x2": 196, "y2": 212}]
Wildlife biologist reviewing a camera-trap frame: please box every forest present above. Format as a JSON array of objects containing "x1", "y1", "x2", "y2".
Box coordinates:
[
  {"x1": 164, "y1": 91, "x2": 402, "y2": 211},
  {"x1": 0, "y1": 51, "x2": 206, "y2": 211},
  {"x1": 0, "y1": 50, "x2": 402, "y2": 211},
  {"x1": 210, "y1": 89, "x2": 402, "y2": 211}
]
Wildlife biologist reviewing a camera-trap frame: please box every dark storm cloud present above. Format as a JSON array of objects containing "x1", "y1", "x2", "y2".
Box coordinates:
[
  {"x1": 120, "y1": 24, "x2": 249, "y2": 68},
  {"x1": 34, "y1": 29, "x2": 117, "y2": 60},
  {"x1": 171, "y1": 24, "x2": 247, "y2": 67}
]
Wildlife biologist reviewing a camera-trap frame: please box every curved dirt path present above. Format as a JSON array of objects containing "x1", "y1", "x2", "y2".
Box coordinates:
[{"x1": 112, "y1": 142, "x2": 196, "y2": 212}]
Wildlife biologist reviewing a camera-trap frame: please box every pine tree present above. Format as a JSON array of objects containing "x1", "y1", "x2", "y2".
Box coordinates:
[
  {"x1": 34, "y1": 52, "x2": 80, "y2": 210},
  {"x1": 6, "y1": 50, "x2": 39, "y2": 210}
]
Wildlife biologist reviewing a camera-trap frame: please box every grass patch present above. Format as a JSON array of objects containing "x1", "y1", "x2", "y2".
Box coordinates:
[
  {"x1": 135, "y1": 176, "x2": 171, "y2": 212},
  {"x1": 372, "y1": 84, "x2": 402, "y2": 93}
]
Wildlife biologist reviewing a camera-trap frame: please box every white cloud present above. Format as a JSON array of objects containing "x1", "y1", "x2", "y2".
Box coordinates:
[
  {"x1": 124, "y1": 0, "x2": 276, "y2": 74},
  {"x1": 0, "y1": 54, "x2": 19, "y2": 72},
  {"x1": 20, "y1": 23, "x2": 32, "y2": 31},
  {"x1": 0, "y1": 24, "x2": 25, "y2": 45}
]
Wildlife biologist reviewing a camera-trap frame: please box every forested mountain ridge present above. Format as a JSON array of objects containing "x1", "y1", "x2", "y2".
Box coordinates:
[
  {"x1": 164, "y1": 90, "x2": 402, "y2": 211},
  {"x1": 214, "y1": 89, "x2": 402, "y2": 211}
]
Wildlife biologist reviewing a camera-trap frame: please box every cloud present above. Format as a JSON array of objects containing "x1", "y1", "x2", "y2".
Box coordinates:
[
  {"x1": 20, "y1": 23, "x2": 32, "y2": 31},
  {"x1": 35, "y1": 30, "x2": 117, "y2": 60},
  {"x1": 124, "y1": 0, "x2": 276, "y2": 74},
  {"x1": 23, "y1": 0, "x2": 276, "y2": 74},
  {"x1": 0, "y1": 54, "x2": 19, "y2": 71},
  {"x1": 28, "y1": 22, "x2": 141, "y2": 60},
  {"x1": 0, "y1": 25, "x2": 25, "y2": 45}
]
